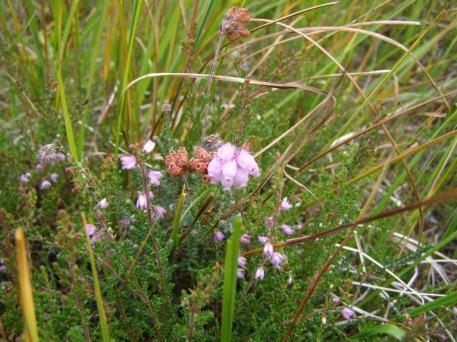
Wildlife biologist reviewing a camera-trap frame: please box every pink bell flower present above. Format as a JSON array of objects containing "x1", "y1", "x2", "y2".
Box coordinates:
[
  {"x1": 255, "y1": 267, "x2": 265, "y2": 280},
  {"x1": 143, "y1": 140, "x2": 156, "y2": 153},
  {"x1": 120, "y1": 155, "x2": 137, "y2": 169},
  {"x1": 148, "y1": 170, "x2": 163, "y2": 186}
]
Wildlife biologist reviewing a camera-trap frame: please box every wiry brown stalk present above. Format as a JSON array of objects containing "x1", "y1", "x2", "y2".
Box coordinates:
[{"x1": 240, "y1": 187, "x2": 457, "y2": 259}]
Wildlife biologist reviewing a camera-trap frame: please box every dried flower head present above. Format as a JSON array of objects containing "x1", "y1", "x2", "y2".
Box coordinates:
[
  {"x1": 166, "y1": 147, "x2": 189, "y2": 176},
  {"x1": 222, "y1": 7, "x2": 251, "y2": 42},
  {"x1": 189, "y1": 146, "x2": 214, "y2": 175}
]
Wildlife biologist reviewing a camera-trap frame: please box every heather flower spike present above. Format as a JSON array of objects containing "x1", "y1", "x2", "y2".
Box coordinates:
[
  {"x1": 143, "y1": 140, "x2": 156, "y2": 153},
  {"x1": 208, "y1": 142, "x2": 260, "y2": 191},
  {"x1": 120, "y1": 155, "x2": 137, "y2": 170}
]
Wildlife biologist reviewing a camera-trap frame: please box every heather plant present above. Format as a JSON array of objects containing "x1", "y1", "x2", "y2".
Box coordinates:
[{"x1": 1, "y1": 1, "x2": 457, "y2": 341}]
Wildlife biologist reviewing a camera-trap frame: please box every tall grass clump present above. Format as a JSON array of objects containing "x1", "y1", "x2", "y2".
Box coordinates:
[{"x1": 1, "y1": 1, "x2": 456, "y2": 340}]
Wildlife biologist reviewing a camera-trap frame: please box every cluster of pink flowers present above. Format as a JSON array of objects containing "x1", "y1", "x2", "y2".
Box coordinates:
[
  {"x1": 119, "y1": 140, "x2": 166, "y2": 220},
  {"x1": 20, "y1": 143, "x2": 65, "y2": 191},
  {"x1": 207, "y1": 143, "x2": 260, "y2": 191}
]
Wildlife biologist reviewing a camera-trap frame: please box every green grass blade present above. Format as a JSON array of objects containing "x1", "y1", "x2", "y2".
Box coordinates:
[
  {"x1": 409, "y1": 291, "x2": 457, "y2": 318},
  {"x1": 221, "y1": 216, "x2": 242, "y2": 342},
  {"x1": 81, "y1": 214, "x2": 110, "y2": 342},
  {"x1": 355, "y1": 324, "x2": 406, "y2": 341}
]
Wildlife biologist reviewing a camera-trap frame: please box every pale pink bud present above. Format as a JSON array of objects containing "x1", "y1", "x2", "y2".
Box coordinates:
[
  {"x1": 217, "y1": 143, "x2": 236, "y2": 161},
  {"x1": 236, "y1": 149, "x2": 255, "y2": 170},
  {"x1": 39, "y1": 180, "x2": 52, "y2": 190},
  {"x1": 237, "y1": 268, "x2": 245, "y2": 279},
  {"x1": 85, "y1": 224, "x2": 97, "y2": 237},
  {"x1": 258, "y1": 236, "x2": 269, "y2": 245},
  {"x1": 332, "y1": 296, "x2": 340, "y2": 305},
  {"x1": 50, "y1": 173, "x2": 58, "y2": 183},
  {"x1": 221, "y1": 176, "x2": 234, "y2": 191},
  {"x1": 233, "y1": 168, "x2": 249, "y2": 189},
  {"x1": 19, "y1": 172, "x2": 31, "y2": 184},
  {"x1": 98, "y1": 198, "x2": 109, "y2": 209},
  {"x1": 342, "y1": 308, "x2": 355, "y2": 320},
  {"x1": 240, "y1": 234, "x2": 250, "y2": 244},
  {"x1": 154, "y1": 205, "x2": 166, "y2": 219},
  {"x1": 222, "y1": 160, "x2": 237, "y2": 178},
  {"x1": 148, "y1": 170, "x2": 163, "y2": 186},
  {"x1": 207, "y1": 158, "x2": 223, "y2": 179},
  {"x1": 281, "y1": 197, "x2": 293, "y2": 211},
  {"x1": 214, "y1": 230, "x2": 225, "y2": 241},
  {"x1": 270, "y1": 252, "x2": 285, "y2": 268},
  {"x1": 136, "y1": 191, "x2": 153, "y2": 209},
  {"x1": 281, "y1": 224, "x2": 294, "y2": 235},
  {"x1": 120, "y1": 155, "x2": 137, "y2": 169},
  {"x1": 255, "y1": 267, "x2": 265, "y2": 280},
  {"x1": 238, "y1": 256, "x2": 247, "y2": 268},
  {"x1": 263, "y1": 242, "x2": 274, "y2": 257},
  {"x1": 143, "y1": 140, "x2": 156, "y2": 153}
]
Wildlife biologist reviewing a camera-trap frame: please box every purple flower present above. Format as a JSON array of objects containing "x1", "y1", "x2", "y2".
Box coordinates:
[
  {"x1": 85, "y1": 224, "x2": 97, "y2": 236},
  {"x1": 237, "y1": 268, "x2": 245, "y2": 279},
  {"x1": 214, "y1": 230, "x2": 225, "y2": 242},
  {"x1": 332, "y1": 296, "x2": 340, "y2": 305},
  {"x1": 120, "y1": 155, "x2": 137, "y2": 169},
  {"x1": 238, "y1": 256, "x2": 247, "y2": 268},
  {"x1": 50, "y1": 173, "x2": 58, "y2": 183},
  {"x1": 240, "y1": 234, "x2": 251, "y2": 245},
  {"x1": 85, "y1": 224, "x2": 101, "y2": 245},
  {"x1": 221, "y1": 176, "x2": 234, "y2": 191},
  {"x1": 263, "y1": 242, "x2": 274, "y2": 257},
  {"x1": 19, "y1": 172, "x2": 31, "y2": 184},
  {"x1": 233, "y1": 168, "x2": 249, "y2": 189},
  {"x1": 38, "y1": 144, "x2": 64, "y2": 166},
  {"x1": 295, "y1": 223, "x2": 303, "y2": 230},
  {"x1": 148, "y1": 170, "x2": 163, "y2": 186},
  {"x1": 255, "y1": 267, "x2": 265, "y2": 280},
  {"x1": 143, "y1": 140, "x2": 156, "y2": 153},
  {"x1": 98, "y1": 198, "x2": 109, "y2": 209},
  {"x1": 258, "y1": 236, "x2": 269, "y2": 245},
  {"x1": 270, "y1": 252, "x2": 285, "y2": 268},
  {"x1": 154, "y1": 205, "x2": 166, "y2": 219},
  {"x1": 39, "y1": 180, "x2": 52, "y2": 190},
  {"x1": 207, "y1": 158, "x2": 223, "y2": 180},
  {"x1": 36, "y1": 164, "x2": 44, "y2": 172},
  {"x1": 136, "y1": 191, "x2": 153, "y2": 209},
  {"x1": 281, "y1": 197, "x2": 293, "y2": 211},
  {"x1": 281, "y1": 224, "x2": 294, "y2": 235},
  {"x1": 217, "y1": 143, "x2": 236, "y2": 161},
  {"x1": 341, "y1": 308, "x2": 355, "y2": 320},
  {"x1": 222, "y1": 160, "x2": 237, "y2": 178}
]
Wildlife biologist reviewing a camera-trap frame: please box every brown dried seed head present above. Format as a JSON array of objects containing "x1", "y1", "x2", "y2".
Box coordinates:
[
  {"x1": 222, "y1": 7, "x2": 251, "y2": 42},
  {"x1": 166, "y1": 147, "x2": 190, "y2": 176}
]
